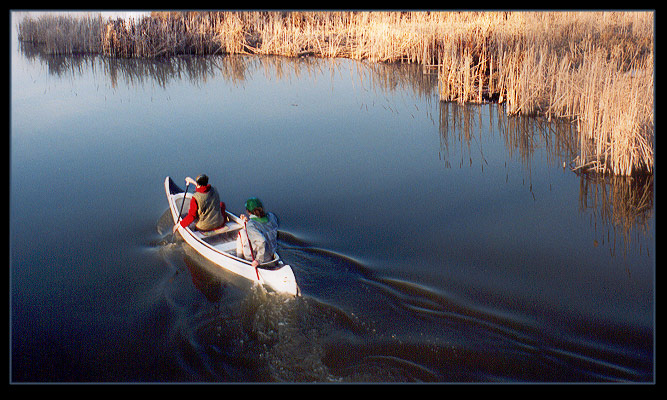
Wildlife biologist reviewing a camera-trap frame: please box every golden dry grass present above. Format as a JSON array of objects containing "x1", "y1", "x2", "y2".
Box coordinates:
[{"x1": 17, "y1": 11, "x2": 654, "y2": 176}]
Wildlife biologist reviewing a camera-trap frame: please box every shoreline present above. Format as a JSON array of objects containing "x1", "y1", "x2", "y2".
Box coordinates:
[{"x1": 16, "y1": 11, "x2": 654, "y2": 176}]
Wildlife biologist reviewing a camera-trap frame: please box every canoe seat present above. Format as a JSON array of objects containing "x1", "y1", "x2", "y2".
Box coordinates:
[
  {"x1": 215, "y1": 240, "x2": 239, "y2": 254},
  {"x1": 195, "y1": 222, "x2": 242, "y2": 238}
]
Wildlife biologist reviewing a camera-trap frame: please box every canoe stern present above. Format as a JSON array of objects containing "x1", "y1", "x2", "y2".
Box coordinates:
[{"x1": 259, "y1": 264, "x2": 300, "y2": 296}]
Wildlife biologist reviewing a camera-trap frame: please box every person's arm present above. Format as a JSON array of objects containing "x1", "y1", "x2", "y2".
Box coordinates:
[
  {"x1": 247, "y1": 222, "x2": 267, "y2": 263},
  {"x1": 251, "y1": 237, "x2": 266, "y2": 266},
  {"x1": 180, "y1": 197, "x2": 198, "y2": 227},
  {"x1": 172, "y1": 177, "x2": 199, "y2": 233},
  {"x1": 173, "y1": 197, "x2": 198, "y2": 233},
  {"x1": 236, "y1": 225, "x2": 258, "y2": 262}
]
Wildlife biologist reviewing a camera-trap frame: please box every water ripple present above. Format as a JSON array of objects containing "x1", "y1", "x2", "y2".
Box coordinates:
[{"x1": 151, "y1": 227, "x2": 651, "y2": 382}]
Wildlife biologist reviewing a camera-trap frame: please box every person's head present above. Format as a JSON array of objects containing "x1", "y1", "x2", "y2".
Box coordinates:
[
  {"x1": 245, "y1": 197, "x2": 265, "y2": 217},
  {"x1": 196, "y1": 174, "x2": 209, "y2": 187}
]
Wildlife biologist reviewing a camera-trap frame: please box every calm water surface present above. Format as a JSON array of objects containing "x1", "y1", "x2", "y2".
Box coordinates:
[{"x1": 10, "y1": 27, "x2": 654, "y2": 383}]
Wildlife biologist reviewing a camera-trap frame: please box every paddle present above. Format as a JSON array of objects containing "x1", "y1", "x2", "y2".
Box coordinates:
[
  {"x1": 242, "y1": 217, "x2": 261, "y2": 281},
  {"x1": 172, "y1": 182, "x2": 190, "y2": 238}
]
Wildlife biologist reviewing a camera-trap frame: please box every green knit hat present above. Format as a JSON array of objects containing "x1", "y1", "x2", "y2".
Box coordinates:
[{"x1": 245, "y1": 197, "x2": 263, "y2": 212}]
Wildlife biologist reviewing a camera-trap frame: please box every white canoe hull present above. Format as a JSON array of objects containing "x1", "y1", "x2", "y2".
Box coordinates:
[{"x1": 164, "y1": 176, "x2": 299, "y2": 296}]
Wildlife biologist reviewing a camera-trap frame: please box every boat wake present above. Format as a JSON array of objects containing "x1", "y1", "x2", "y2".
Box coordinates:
[
  {"x1": 277, "y1": 230, "x2": 652, "y2": 382},
  {"x1": 150, "y1": 220, "x2": 447, "y2": 381},
  {"x1": 150, "y1": 215, "x2": 651, "y2": 382}
]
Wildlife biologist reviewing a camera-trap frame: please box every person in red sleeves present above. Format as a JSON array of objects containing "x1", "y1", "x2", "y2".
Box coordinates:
[{"x1": 172, "y1": 174, "x2": 228, "y2": 233}]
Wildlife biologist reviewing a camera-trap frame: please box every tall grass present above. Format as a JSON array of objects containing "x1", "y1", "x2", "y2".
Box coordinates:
[
  {"x1": 429, "y1": 11, "x2": 653, "y2": 175},
  {"x1": 17, "y1": 11, "x2": 654, "y2": 175},
  {"x1": 17, "y1": 13, "x2": 103, "y2": 55}
]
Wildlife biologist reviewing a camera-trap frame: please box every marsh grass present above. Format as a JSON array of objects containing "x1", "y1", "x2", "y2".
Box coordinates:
[
  {"x1": 431, "y1": 12, "x2": 653, "y2": 176},
  {"x1": 17, "y1": 11, "x2": 654, "y2": 176},
  {"x1": 17, "y1": 14, "x2": 103, "y2": 55}
]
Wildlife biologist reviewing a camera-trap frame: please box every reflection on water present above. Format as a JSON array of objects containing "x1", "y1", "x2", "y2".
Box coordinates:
[
  {"x1": 578, "y1": 173, "x2": 654, "y2": 258},
  {"x1": 438, "y1": 101, "x2": 579, "y2": 171},
  {"x1": 13, "y1": 41, "x2": 654, "y2": 382},
  {"x1": 438, "y1": 100, "x2": 653, "y2": 256},
  {"x1": 19, "y1": 44, "x2": 653, "y2": 256},
  {"x1": 20, "y1": 40, "x2": 439, "y2": 96}
]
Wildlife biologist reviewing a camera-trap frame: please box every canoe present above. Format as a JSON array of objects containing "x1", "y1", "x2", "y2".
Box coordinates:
[{"x1": 164, "y1": 176, "x2": 299, "y2": 296}]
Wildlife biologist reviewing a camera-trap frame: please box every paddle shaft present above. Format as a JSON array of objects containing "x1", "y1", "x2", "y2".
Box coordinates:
[
  {"x1": 176, "y1": 183, "x2": 190, "y2": 227},
  {"x1": 243, "y1": 220, "x2": 261, "y2": 280}
]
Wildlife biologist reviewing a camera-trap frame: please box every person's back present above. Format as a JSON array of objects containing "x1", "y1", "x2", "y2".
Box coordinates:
[
  {"x1": 173, "y1": 174, "x2": 227, "y2": 234},
  {"x1": 236, "y1": 198, "x2": 279, "y2": 264},
  {"x1": 246, "y1": 212, "x2": 278, "y2": 261},
  {"x1": 192, "y1": 185, "x2": 225, "y2": 231}
]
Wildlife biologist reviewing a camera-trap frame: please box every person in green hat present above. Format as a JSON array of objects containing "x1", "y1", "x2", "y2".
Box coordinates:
[{"x1": 236, "y1": 197, "x2": 279, "y2": 267}]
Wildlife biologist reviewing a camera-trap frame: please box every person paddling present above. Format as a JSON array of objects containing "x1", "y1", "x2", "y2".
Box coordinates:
[
  {"x1": 236, "y1": 197, "x2": 279, "y2": 267},
  {"x1": 172, "y1": 174, "x2": 228, "y2": 234}
]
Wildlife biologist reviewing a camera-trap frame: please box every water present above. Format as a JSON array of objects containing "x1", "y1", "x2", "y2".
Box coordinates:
[{"x1": 10, "y1": 25, "x2": 654, "y2": 383}]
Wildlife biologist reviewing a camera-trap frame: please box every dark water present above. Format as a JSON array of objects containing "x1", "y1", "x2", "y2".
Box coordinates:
[{"x1": 10, "y1": 25, "x2": 654, "y2": 383}]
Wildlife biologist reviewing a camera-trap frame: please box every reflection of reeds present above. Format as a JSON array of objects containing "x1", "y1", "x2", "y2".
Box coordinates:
[
  {"x1": 439, "y1": 102, "x2": 579, "y2": 172},
  {"x1": 499, "y1": 112, "x2": 579, "y2": 171},
  {"x1": 21, "y1": 44, "x2": 440, "y2": 102},
  {"x1": 577, "y1": 172, "x2": 653, "y2": 257},
  {"x1": 17, "y1": 11, "x2": 653, "y2": 175},
  {"x1": 439, "y1": 102, "x2": 653, "y2": 255},
  {"x1": 18, "y1": 46, "x2": 654, "y2": 251}
]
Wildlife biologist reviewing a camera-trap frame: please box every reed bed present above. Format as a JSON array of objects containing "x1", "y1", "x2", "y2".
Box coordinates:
[
  {"x1": 17, "y1": 11, "x2": 654, "y2": 175},
  {"x1": 17, "y1": 13, "x2": 103, "y2": 55}
]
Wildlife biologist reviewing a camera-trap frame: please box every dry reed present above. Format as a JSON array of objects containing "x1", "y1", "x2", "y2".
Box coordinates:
[{"x1": 17, "y1": 11, "x2": 654, "y2": 176}]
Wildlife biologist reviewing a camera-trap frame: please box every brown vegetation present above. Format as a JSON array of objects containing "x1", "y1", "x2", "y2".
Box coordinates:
[{"x1": 17, "y1": 11, "x2": 654, "y2": 176}]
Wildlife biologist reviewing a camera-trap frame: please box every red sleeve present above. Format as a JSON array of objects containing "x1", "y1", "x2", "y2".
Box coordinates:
[{"x1": 180, "y1": 197, "x2": 198, "y2": 227}]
